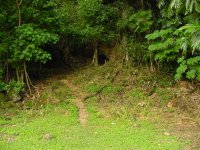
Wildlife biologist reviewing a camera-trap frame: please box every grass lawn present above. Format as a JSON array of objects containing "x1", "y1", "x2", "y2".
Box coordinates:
[{"x1": 0, "y1": 101, "x2": 187, "y2": 150}]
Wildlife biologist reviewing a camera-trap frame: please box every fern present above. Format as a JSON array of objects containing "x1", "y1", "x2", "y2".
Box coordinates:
[
  {"x1": 146, "y1": 23, "x2": 200, "y2": 81},
  {"x1": 145, "y1": 29, "x2": 173, "y2": 40},
  {"x1": 187, "y1": 56, "x2": 200, "y2": 65},
  {"x1": 175, "y1": 56, "x2": 200, "y2": 81},
  {"x1": 175, "y1": 60, "x2": 188, "y2": 80},
  {"x1": 192, "y1": 31, "x2": 200, "y2": 50},
  {"x1": 186, "y1": 0, "x2": 199, "y2": 12},
  {"x1": 148, "y1": 38, "x2": 174, "y2": 51},
  {"x1": 147, "y1": 0, "x2": 200, "y2": 81},
  {"x1": 179, "y1": 23, "x2": 200, "y2": 52},
  {"x1": 146, "y1": 28, "x2": 179, "y2": 62},
  {"x1": 170, "y1": 0, "x2": 200, "y2": 13},
  {"x1": 186, "y1": 69, "x2": 196, "y2": 79}
]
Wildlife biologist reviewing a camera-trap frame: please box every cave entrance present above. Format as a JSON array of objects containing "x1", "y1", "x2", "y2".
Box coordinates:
[{"x1": 98, "y1": 53, "x2": 109, "y2": 65}]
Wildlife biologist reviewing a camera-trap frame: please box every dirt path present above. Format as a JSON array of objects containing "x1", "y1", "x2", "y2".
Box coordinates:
[{"x1": 62, "y1": 77, "x2": 88, "y2": 125}]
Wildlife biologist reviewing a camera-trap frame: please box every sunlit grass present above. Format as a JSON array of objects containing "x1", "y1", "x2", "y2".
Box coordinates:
[
  {"x1": 0, "y1": 75, "x2": 189, "y2": 150},
  {"x1": 0, "y1": 101, "x2": 188, "y2": 150}
]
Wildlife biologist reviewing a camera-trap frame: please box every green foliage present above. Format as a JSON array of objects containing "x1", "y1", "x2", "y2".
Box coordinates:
[
  {"x1": 1, "y1": 0, "x2": 200, "y2": 91},
  {"x1": 0, "y1": 67, "x2": 3, "y2": 79},
  {"x1": 6, "y1": 80, "x2": 24, "y2": 94},
  {"x1": 131, "y1": 89, "x2": 146, "y2": 100},
  {"x1": 175, "y1": 56, "x2": 200, "y2": 80},
  {"x1": 170, "y1": 0, "x2": 200, "y2": 13},
  {"x1": 179, "y1": 23, "x2": 200, "y2": 50},
  {"x1": 0, "y1": 67, "x2": 5, "y2": 92},
  {"x1": 10, "y1": 24, "x2": 58, "y2": 63},
  {"x1": 127, "y1": 39, "x2": 149, "y2": 63},
  {"x1": 102, "y1": 85, "x2": 123, "y2": 94},
  {"x1": 146, "y1": 0, "x2": 200, "y2": 81},
  {"x1": 146, "y1": 29, "x2": 180, "y2": 62},
  {"x1": 0, "y1": 0, "x2": 62, "y2": 93},
  {"x1": 117, "y1": 10, "x2": 152, "y2": 33},
  {"x1": 23, "y1": 0, "x2": 64, "y2": 32},
  {"x1": 128, "y1": 10, "x2": 153, "y2": 33},
  {"x1": 75, "y1": 0, "x2": 117, "y2": 43},
  {"x1": 85, "y1": 83, "x2": 102, "y2": 94},
  {"x1": 118, "y1": 9, "x2": 153, "y2": 64},
  {"x1": 0, "y1": 82, "x2": 6, "y2": 92},
  {"x1": 155, "y1": 88, "x2": 173, "y2": 103},
  {"x1": 145, "y1": 29, "x2": 173, "y2": 40},
  {"x1": 146, "y1": 26, "x2": 200, "y2": 80}
]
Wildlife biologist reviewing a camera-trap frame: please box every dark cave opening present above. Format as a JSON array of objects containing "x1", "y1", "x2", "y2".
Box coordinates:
[{"x1": 98, "y1": 53, "x2": 109, "y2": 65}]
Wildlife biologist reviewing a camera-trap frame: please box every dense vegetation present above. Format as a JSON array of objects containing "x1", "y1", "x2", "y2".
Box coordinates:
[
  {"x1": 0, "y1": 0, "x2": 200, "y2": 96},
  {"x1": 1, "y1": 1, "x2": 200, "y2": 149}
]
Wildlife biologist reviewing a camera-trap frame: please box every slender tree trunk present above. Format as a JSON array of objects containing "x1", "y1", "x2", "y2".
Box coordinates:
[
  {"x1": 16, "y1": 69, "x2": 20, "y2": 81},
  {"x1": 122, "y1": 33, "x2": 128, "y2": 61},
  {"x1": 122, "y1": 6, "x2": 129, "y2": 63},
  {"x1": 24, "y1": 62, "x2": 32, "y2": 93},
  {"x1": 141, "y1": 0, "x2": 144, "y2": 9},
  {"x1": 92, "y1": 41, "x2": 98, "y2": 66},
  {"x1": 16, "y1": 0, "x2": 22, "y2": 26},
  {"x1": 149, "y1": 52, "x2": 155, "y2": 72}
]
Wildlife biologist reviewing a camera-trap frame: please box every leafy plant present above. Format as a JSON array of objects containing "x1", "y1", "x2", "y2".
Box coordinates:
[
  {"x1": 146, "y1": 29, "x2": 181, "y2": 62},
  {"x1": 6, "y1": 80, "x2": 24, "y2": 95},
  {"x1": 146, "y1": 0, "x2": 200, "y2": 81},
  {"x1": 10, "y1": 24, "x2": 58, "y2": 64},
  {"x1": 0, "y1": 67, "x2": 5, "y2": 92},
  {"x1": 0, "y1": 0, "x2": 62, "y2": 93},
  {"x1": 117, "y1": 9, "x2": 153, "y2": 64}
]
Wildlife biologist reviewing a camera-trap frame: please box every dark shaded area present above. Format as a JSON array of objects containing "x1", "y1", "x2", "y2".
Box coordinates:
[{"x1": 98, "y1": 54, "x2": 109, "y2": 65}]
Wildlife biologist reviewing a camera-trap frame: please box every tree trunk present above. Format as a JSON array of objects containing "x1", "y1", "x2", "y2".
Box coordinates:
[
  {"x1": 16, "y1": 0, "x2": 22, "y2": 81},
  {"x1": 92, "y1": 41, "x2": 98, "y2": 66},
  {"x1": 122, "y1": 32, "x2": 129, "y2": 62},
  {"x1": 16, "y1": 0, "x2": 34, "y2": 93},
  {"x1": 122, "y1": 6, "x2": 129, "y2": 63},
  {"x1": 16, "y1": 0, "x2": 22, "y2": 26},
  {"x1": 24, "y1": 62, "x2": 32, "y2": 93},
  {"x1": 141, "y1": 0, "x2": 144, "y2": 9}
]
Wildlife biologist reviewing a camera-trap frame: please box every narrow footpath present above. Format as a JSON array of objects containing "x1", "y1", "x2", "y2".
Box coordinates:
[{"x1": 62, "y1": 76, "x2": 88, "y2": 125}]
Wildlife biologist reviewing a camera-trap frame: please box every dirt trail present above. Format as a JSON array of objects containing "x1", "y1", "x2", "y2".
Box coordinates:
[{"x1": 62, "y1": 76, "x2": 88, "y2": 125}]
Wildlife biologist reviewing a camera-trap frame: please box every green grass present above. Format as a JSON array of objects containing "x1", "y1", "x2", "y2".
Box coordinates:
[
  {"x1": 131, "y1": 88, "x2": 146, "y2": 100},
  {"x1": 0, "y1": 101, "x2": 188, "y2": 150},
  {"x1": 0, "y1": 74, "x2": 189, "y2": 150}
]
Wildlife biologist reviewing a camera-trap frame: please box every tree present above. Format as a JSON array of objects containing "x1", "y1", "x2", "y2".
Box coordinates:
[
  {"x1": 75, "y1": 0, "x2": 117, "y2": 66},
  {"x1": 0, "y1": 0, "x2": 63, "y2": 93}
]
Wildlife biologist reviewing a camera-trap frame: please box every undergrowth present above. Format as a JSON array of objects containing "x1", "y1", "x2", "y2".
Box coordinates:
[{"x1": 0, "y1": 62, "x2": 198, "y2": 149}]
